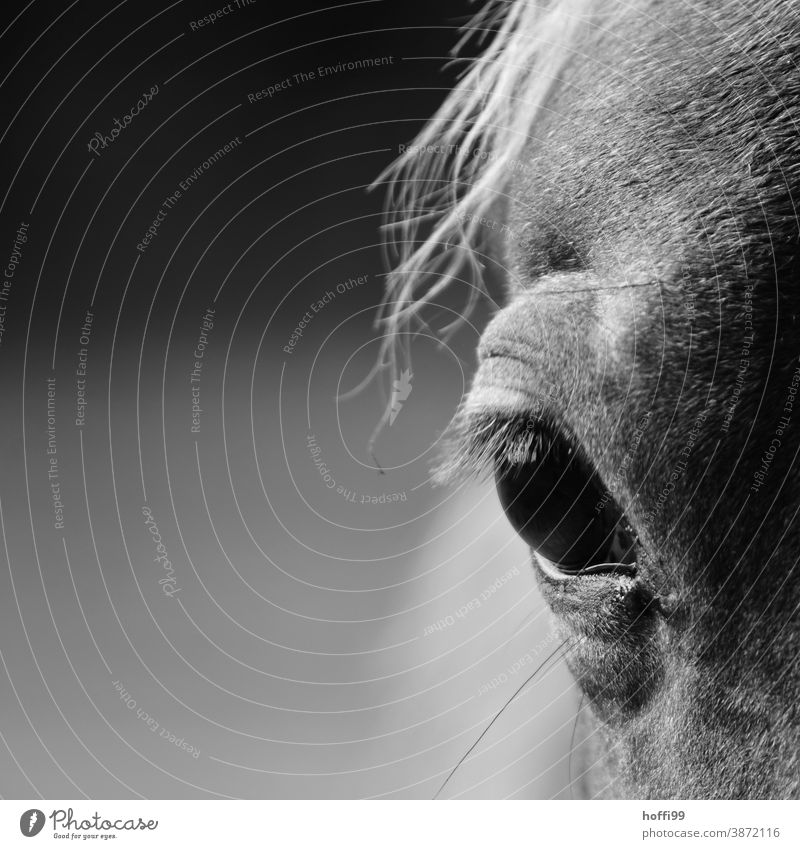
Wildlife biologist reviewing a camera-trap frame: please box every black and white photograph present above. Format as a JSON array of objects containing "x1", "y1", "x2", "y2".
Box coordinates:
[{"x1": 0, "y1": 0, "x2": 799, "y2": 841}]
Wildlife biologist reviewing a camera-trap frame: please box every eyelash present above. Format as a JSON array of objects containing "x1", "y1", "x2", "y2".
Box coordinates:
[{"x1": 435, "y1": 407, "x2": 571, "y2": 484}]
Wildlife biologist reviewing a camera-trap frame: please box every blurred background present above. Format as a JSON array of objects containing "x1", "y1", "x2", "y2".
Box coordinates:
[{"x1": 0, "y1": 0, "x2": 577, "y2": 798}]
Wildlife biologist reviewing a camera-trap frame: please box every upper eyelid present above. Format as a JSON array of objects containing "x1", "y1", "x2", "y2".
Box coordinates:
[{"x1": 436, "y1": 350, "x2": 564, "y2": 482}]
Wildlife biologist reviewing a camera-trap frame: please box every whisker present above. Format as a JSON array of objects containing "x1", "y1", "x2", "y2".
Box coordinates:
[
  {"x1": 432, "y1": 638, "x2": 571, "y2": 800},
  {"x1": 536, "y1": 281, "x2": 660, "y2": 296},
  {"x1": 509, "y1": 607, "x2": 539, "y2": 641},
  {"x1": 568, "y1": 691, "x2": 586, "y2": 800}
]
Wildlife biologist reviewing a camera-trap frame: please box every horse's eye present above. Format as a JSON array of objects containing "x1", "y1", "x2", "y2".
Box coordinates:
[{"x1": 495, "y1": 434, "x2": 636, "y2": 577}]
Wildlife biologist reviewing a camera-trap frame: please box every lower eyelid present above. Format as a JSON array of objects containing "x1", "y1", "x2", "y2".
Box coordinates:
[
  {"x1": 534, "y1": 552, "x2": 574, "y2": 581},
  {"x1": 533, "y1": 552, "x2": 638, "y2": 581}
]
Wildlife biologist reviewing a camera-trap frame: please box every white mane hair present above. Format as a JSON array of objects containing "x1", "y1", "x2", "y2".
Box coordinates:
[{"x1": 374, "y1": 0, "x2": 599, "y2": 386}]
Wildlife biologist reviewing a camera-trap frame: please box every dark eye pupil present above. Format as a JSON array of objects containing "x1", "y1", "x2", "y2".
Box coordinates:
[{"x1": 495, "y1": 437, "x2": 632, "y2": 573}]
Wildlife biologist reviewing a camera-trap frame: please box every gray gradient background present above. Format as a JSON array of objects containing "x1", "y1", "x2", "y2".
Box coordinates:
[{"x1": 0, "y1": 0, "x2": 576, "y2": 798}]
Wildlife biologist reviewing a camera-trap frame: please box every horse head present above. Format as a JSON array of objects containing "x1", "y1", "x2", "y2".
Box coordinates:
[{"x1": 383, "y1": 0, "x2": 800, "y2": 798}]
